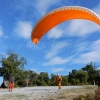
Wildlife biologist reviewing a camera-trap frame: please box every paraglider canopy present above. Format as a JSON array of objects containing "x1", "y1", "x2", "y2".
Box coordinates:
[{"x1": 31, "y1": 6, "x2": 100, "y2": 44}]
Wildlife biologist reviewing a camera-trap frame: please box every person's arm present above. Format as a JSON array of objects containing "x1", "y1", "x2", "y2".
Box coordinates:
[{"x1": 61, "y1": 77, "x2": 62, "y2": 81}]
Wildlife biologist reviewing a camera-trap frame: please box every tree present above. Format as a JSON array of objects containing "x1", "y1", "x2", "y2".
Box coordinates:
[
  {"x1": 62, "y1": 76, "x2": 68, "y2": 86},
  {"x1": 77, "y1": 70, "x2": 88, "y2": 85},
  {"x1": 24, "y1": 70, "x2": 38, "y2": 86},
  {"x1": 82, "y1": 62, "x2": 97, "y2": 84},
  {"x1": 68, "y1": 69, "x2": 88, "y2": 85},
  {"x1": 48, "y1": 74, "x2": 56, "y2": 86},
  {"x1": 36, "y1": 72, "x2": 49, "y2": 86},
  {"x1": 0, "y1": 51, "x2": 27, "y2": 87},
  {"x1": 68, "y1": 69, "x2": 78, "y2": 85}
]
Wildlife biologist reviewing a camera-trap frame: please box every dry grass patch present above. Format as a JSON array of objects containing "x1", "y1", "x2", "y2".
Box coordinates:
[
  {"x1": 0, "y1": 94, "x2": 27, "y2": 100},
  {"x1": 47, "y1": 85, "x2": 98, "y2": 100}
]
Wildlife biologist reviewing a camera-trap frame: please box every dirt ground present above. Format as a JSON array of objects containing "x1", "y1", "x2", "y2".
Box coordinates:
[{"x1": 0, "y1": 85, "x2": 97, "y2": 100}]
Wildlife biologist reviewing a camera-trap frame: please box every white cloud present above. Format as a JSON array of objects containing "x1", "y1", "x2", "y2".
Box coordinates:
[
  {"x1": 35, "y1": 0, "x2": 61, "y2": 15},
  {"x1": 91, "y1": 39, "x2": 100, "y2": 51},
  {"x1": 74, "y1": 41, "x2": 89, "y2": 53},
  {"x1": 76, "y1": 44, "x2": 87, "y2": 53},
  {"x1": 27, "y1": 40, "x2": 47, "y2": 51},
  {"x1": 11, "y1": 1, "x2": 35, "y2": 14},
  {"x1": 73, "y1": 39, "x2": 100, "y2": 64},
  {"x1": 43, "y1": 56, "x2": 72, "y2": 66},
  {"x1": 0, "y1": 26, "x2": 3, "y2": 37},
  {"x1": 93, "y1": 4, "x2": 100, "y2": 15},
  {"x1": 73, "y1": 51, "x2": 100, "y2": 64},
  {"x1": 45, "y1": 41, "x2": 68, "y2": 59},
  {"x1": 14, "y1": 21, "x2": 32, "y2": 39},
  {"x1": 65, "y1": 19, "x2": 100, "y2": 37},
  {"x1": 47, "y1": 26, "x2": 63, "y2": 39},
  {"x1": 52, "y1": 68, "x2": 65, "y2": 73}
]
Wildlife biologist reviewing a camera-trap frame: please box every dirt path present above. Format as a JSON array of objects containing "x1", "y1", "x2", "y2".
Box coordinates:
[{"x1": 0, "y1": 86, "x2": 95, "y2": 100}]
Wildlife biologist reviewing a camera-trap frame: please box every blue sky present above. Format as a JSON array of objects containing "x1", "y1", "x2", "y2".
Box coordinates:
[{"x1": 0, "y1": 0, "x2": 100, "y2": 82}]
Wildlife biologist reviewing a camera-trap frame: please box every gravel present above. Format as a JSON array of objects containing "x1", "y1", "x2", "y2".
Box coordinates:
[{"x1": 0, "y1": 86, "x2": 82, "y2": 100}]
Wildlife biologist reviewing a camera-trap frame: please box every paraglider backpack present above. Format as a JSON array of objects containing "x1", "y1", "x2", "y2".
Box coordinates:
[
  {"x1": 55, "y1": 76, "x2": 62, "y2": 82},
  {"x1": 9, "y1": 76, "x2": 14, "y2": 83}
]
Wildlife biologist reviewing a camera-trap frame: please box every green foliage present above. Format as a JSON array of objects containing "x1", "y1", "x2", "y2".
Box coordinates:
[
  {"x1": 49, "y1": 74, "x2": 56, "y2": 86},
  {"x1": 68, "y1": 70, "x2": 88, "y2": 85},
  {"x1": 39, "y1": 72, "x2": 49, "y2": 84},
  {"x1": 35, "y1": 72, "x2": 49, "y2": 86},
  {"x1": 62, "y1": 76, "x2": 68, "y2": 86},
  {"x1": 0, "y1": 52, "x2": 27, "y2": 87},
  {"x1": 82, "y1": 62, "x2": 98, "y2": 84},
  {"x1": 1, "y1": 53, "x2": 27, "y2": 76}
]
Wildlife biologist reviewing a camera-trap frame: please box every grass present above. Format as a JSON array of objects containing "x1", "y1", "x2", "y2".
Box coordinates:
[
  {"x1": 47, "y1": 85, "x2": 98, "y2": 100},
  {"x1": 0, "y1": 94, "x2": 27, "y2": 100}
]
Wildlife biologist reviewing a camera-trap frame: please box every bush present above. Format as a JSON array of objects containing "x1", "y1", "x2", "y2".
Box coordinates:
[
  {"x1": 73, "y1": 88, "x2": 100, "y2": 100},
  {"x1": 94, "y1": 88, "x2": 100, "y2": 100}
]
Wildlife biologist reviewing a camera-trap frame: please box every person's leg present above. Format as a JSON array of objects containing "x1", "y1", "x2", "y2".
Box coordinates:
[
  {"x1": 10, "y1": 83, "x2": 13, "y2": 92},
  {"x1": 13, "y1": 82, "x2": 15, "y2": 89},
  {"x1": 9, "y1": 83, "x2": 11, "y2": 92},
  {"x1": 12, "y1": 82, "x2": 14, "y2": 90},
  {"x1": 58, "y1": 82, "x2": 61, "y2": 89}
]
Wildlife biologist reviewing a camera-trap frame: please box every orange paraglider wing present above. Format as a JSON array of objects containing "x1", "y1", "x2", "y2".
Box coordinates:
[{"x1": 31, "y1": 6, "x2": 100, "y2": 44}]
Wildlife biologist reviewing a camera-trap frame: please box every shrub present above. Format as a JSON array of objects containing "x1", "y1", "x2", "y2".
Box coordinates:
[{"x1": 73, "y1": 88, "x2": 100, "y2": 100}]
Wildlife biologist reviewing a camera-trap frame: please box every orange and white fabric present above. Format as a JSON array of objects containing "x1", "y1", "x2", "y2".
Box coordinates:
[{"x1": 54, "y1": 75, "x2": 62, "y2": 89}]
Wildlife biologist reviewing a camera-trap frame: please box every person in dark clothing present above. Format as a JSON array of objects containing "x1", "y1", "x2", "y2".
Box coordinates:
[
  {"x1": 97, "y1": 72, "x2": 100, "y2": 88},
  {"x1": 9, "y1": 75, "x2": 15, "y2": 92}
]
